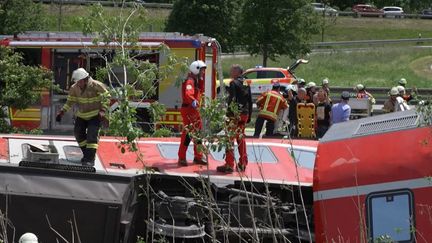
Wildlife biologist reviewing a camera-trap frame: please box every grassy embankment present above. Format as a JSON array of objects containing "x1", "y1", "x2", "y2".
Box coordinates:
[{"x1": 41, "y1": 5, "x2": 432, "y2": 88}]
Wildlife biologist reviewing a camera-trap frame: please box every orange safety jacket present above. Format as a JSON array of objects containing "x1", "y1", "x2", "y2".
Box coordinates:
[{"x1": 256, "y1": 90, "x2": 288, "y2": 121}]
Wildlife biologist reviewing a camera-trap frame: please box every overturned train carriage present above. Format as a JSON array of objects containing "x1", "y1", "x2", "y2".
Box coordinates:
[
  {"x1": 0, "y1": 142, "x2": 315, "y2": 242},
  {"x1": 314, "y1": 109, "x2": 432, "y2": 242}
]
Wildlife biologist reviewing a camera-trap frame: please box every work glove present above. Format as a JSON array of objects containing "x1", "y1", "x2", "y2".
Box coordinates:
[
  {"x1": 56, "y1": 110, "x2": 64, "y2": 122},
  {"x1": 98, "y1": 110, "x2": 106, "y2": 119},
  {"x1": 191, "y1": 100, "x2": 198, "y2": 109}
]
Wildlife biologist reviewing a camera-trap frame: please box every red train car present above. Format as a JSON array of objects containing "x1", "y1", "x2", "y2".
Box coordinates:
[
  {"x1": 0, "y1": 135, "x2": 317, "y2": 242},
  {"x1": 314, "y1": 109, "x2": 432, "y2": 242},
  {"x1": 0, "y1": 135, "x2": 317, "y2": 185}
]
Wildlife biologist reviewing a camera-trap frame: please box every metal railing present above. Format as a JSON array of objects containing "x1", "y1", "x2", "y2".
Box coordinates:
[{"x1": 33, "y1": 0, "x2": 173, "y2": 8}]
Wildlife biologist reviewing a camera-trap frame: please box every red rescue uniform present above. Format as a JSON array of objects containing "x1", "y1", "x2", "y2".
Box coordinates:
[{"x1": 177, "y1": 74, "x2": 204, "y2": 161}]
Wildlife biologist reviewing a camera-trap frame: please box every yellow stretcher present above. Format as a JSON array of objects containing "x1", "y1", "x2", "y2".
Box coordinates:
[{"x1": 297, "y1": 103, "x2": 316, "y2": 138}]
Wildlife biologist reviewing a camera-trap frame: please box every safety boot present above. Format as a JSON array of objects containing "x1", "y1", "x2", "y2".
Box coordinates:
[
  {"x1": 193, "y1": 158, "x2": 207, "y2": 165},
  {"x1": 216, "y1": 165, "x2": 233, "y2": 173},
  {"x1": 178, "y1": 159, "x2": 188, "y2": 167}
]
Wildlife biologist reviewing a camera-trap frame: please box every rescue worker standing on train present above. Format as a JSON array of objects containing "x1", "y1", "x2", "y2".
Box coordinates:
[
  {"x1": 217, "y1": 64, "x2": 252, "y2": 173},
  {"x1": 56, "y1": 68, "x2": 109, "y2": 166},
  {"x1": 177, "y1": 60, "x2": 208, "y2": 167},
  {"x1": 253, "y1": 82, "x2": 288, "y2": 137}
]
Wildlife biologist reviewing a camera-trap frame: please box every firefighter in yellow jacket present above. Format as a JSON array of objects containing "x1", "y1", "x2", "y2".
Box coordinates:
[
  {"x1": 253, "y1": 82, "x2": 288, "y2": 137},
  {"x1": 56, "y1": 68, "x2": 109, "y2": 165}
]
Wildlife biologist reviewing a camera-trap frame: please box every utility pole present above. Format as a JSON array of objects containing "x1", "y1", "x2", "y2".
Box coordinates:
[{"x1": 58, "y1": 0, "x2": 63, "y2": 31}]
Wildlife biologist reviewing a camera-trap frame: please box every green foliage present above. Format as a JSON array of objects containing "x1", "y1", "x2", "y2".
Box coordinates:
[
  {"x1": 165, "y1": 0, "x2": 242, "y2": 52},
  {"x1": 152, "y1": 127, "x2": 173, "y2": 137},
  {"x1": 239, "y1": 0, "x2": 319, "y2": 66},
  {"x1": 187, "y1": 97, "x2": 242, "y2": 156},
  {"x1": 0, "y1": 46, "x2": 53, "y2": 109},
  {"x1": 0, "y1": 0, "x2": 46, "y2": 35},
  {"x1": 415, "y1": 95, "x2": 432, "y2": 126},
  {"x1": 80, "y1": 3, "x2": 188, "y2": 151}
]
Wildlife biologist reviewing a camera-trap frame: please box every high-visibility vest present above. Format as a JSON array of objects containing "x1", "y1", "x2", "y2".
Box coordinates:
[
  {"x1": 257, "y1": 90, "x2": 288, "y2": 121},
  {"x1": 63, "y1": 78, "x2": 109, "y2": 120}
]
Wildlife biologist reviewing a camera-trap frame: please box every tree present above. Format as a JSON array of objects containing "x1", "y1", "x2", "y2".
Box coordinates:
[
  {"x1": 165, "y1": 0, "x2": 242, "y2": 52},
  {"x1": 0, "y1": 0, "x2": 46, "y2": 35},
  {"x1": 0, "y1": 46, "x2": 53, "y2": 132},
  {"x1": 79, "y1": 3, "x2": 188, "y2": 151},
  {"x1": 318, "y1": 1, "x2": 338, "y2": 42},
  {"x1": 239, "y1": 0, "x2": 319, "y2": 67}
]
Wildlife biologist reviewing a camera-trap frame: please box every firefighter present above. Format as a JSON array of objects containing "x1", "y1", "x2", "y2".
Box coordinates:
[
  {"x1": 217, "y1": 64, "x2": 252, "y2": 173},
  {"x1": 398, "y1": 78, "x2": 415, "y2": 102},
  {"x1": 306, "y1": 82, "x2": 317, "y2": 104},
  {"x1": 355, "y1": 84, "x2": 375, "y2": 113},
  {"x1": 297, "y1": 78, "x2": 306, "y2": 89},
  {"x1": 177, "y1": 60, "x2": 208, "y2": 166},
  {"x1": 355, "y1": 84, "x2": 376, "y2": 104},
  {"x1": 384, "y1": 87, "x2": 410, "y2": 112},
  {"x1": 253, "y1": 82, "x2": 288, "y2": 137},
  {"x1": 56, "y1": 68, "x2": 109, "y2": 166}
]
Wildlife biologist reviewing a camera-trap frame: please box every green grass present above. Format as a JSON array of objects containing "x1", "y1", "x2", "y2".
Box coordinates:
[
  {"x1": 40, "y1": 4, "x2": 432, "y2": 42},
  {"x1": 42, "y1": 4, "x2": 169, "y2": 32},
  {"x1": 317, "y1": 16, "x2": 432, "y2": 42},
  {"x1": 38, "y1": 4, "x2": 432, "y2": 88},
  {"x1": 222, "y1": 47, "x2": 432, "y2": 88}
]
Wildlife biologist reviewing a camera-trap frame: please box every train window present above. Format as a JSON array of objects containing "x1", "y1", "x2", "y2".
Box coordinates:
[
  {"x1": 157, "y1": 144, "x2": 194, "y2": 161},
  {"x1": 367, "y1": 190, "x2": 414, "y2": 242},
  {"x1": 288, "y1": 148, "x2": 316, "y2": 169},
  {"x1": 210, "y1": 145, "x2": 278, "y2": 163}
]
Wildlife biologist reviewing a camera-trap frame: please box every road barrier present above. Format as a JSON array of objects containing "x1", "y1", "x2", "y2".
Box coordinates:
[{"x1": 33, "y1": 0, "x2": 173, "y2": 8}]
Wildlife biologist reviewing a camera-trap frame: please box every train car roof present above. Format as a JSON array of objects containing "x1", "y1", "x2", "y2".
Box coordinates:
[{"x1": 320, "y1": 109, "x2": 420, "y2": 143}]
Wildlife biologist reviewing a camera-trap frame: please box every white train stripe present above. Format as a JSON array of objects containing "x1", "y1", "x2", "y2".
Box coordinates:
[
  {"x1": 313, "y1": 177, "x2": 432, "y2": 201},
  {"x1": 1, "y1": 135, "x2": 316, "y2": 152}
]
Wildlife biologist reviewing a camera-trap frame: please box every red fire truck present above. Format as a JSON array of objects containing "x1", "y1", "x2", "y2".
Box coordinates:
[{"x1": 0, "y1": 32, "x2": 221, "y2": 131}]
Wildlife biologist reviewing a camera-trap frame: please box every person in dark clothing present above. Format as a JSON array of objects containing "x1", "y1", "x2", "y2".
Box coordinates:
[
  {"x1": 315, "y1": 89, "x2": 332, "y2": 139},
  {"x1": 217, "y1": 64, "x2": 252, "y2": 173},
  {"x1": 288, "y1": 87, "x2": 307, "y2": 138}
]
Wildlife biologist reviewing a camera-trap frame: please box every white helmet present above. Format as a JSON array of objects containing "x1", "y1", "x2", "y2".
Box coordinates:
[
  {"x1": 389, "y1": 87, "x2": 399, "y2": 96},
  {"x1": 397, "y1": 85, "x2": 406, "y2": 94},
  {"x1": 356, "y1": 84, "x2": 365, "y2": 91},
  {"x1": 398, "y1": 78, "x2": 407, "y2": 85},
  {"x1": 322, "y1": 78, "x2": 329, "y2": 85},
  {"x1": 71, "y1": 68, "x2": 89, "y2": 82},
  {"x1": 189, "y1": 60, "x2": 207, "y2": 75},
  {"x1": 19, "y1": 233, "x2": 38, "y2": 243},
  {"x1": 306, "y1": 82, "x2": 316, "y2": 88}
]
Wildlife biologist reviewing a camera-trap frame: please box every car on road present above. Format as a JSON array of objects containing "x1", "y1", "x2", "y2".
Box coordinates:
[
  {"x1": 382, "y1": 6, "x2": 404, "y2": 18},
  {"x1": 311, "y1": 2, "x2": 338, "y2": 16},
  {"x1": 421, "y1": 8, "x2": 432, "y2": 18},
  {"x1": 352, "y1": 4, "x2": 384, "y2": 17},
  {"x1": 219, "y1": 59, "x2": 308, "y2": 96}
]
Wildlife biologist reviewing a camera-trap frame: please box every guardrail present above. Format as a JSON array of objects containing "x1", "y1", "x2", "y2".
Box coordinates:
[
  {"x1": 33, "y1": 0, "x2": 173, "y2": 8},
  {"x1": 329, "y1": 87, "x2": 432, "y2": 105},
  {"x1": 312, "y1": 38, "x2": 432, "y2": 48},
  {"x1": 251, "y1": 87, "x2": 431, "y2": 106}
]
